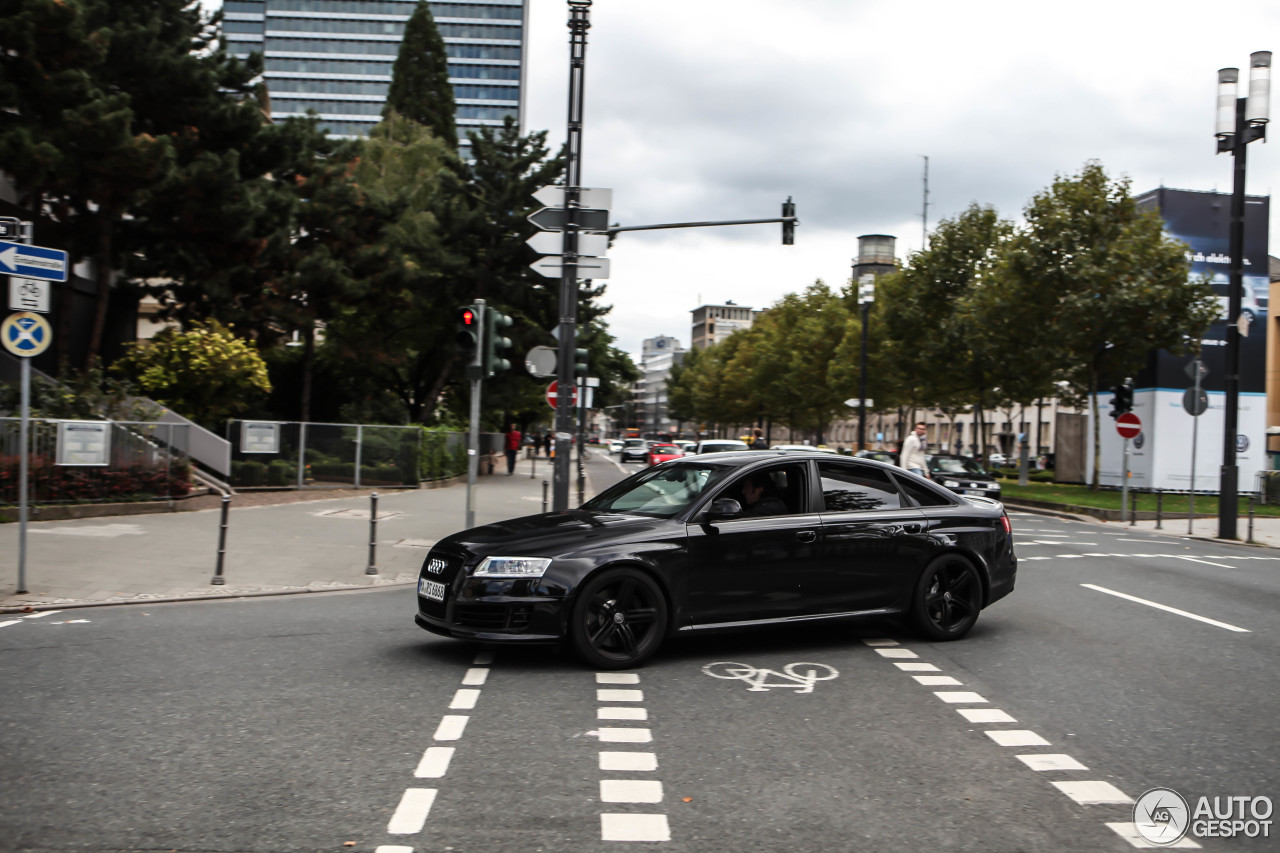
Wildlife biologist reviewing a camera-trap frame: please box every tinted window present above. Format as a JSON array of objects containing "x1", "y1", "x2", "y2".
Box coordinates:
[
  {"x1": 817, "y1": 462, "x2": 902, "y2": 511},
  {"x1": 722, "y1": 463, "x2": 808, "y2": 516},
  {"x1": 897, "y1": 476, "x2": 957, "y2": 507}
]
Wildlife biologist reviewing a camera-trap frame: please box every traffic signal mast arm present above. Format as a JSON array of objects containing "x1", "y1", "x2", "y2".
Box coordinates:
[{"x1": 604, "y1": 198, "x2": 799, "y2": 245}]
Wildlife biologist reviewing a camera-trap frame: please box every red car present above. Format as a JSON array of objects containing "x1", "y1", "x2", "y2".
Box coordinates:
[{"x1": 645, "y1": 443, "x2": 684, "y2": 466}]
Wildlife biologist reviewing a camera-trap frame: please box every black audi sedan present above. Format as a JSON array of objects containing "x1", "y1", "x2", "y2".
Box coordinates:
[{"x1": 415, "y1": 451, "x2": 1016, "y2": 669}]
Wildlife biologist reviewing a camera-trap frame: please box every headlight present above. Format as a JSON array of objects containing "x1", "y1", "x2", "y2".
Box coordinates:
[
  {"x1": 474, "y1": 556, "x2": 552, "y2": 578},
  {"x1": 943, "y1": 480, "x2": 960, "y2": 488}
]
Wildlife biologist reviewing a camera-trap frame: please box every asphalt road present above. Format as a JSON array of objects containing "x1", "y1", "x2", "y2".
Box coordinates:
[{"x1": 0, "y1": 454, "x2": 1275, "y2": 853}]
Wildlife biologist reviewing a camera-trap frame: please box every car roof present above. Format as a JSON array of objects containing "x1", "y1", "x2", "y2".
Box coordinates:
[{"x1": 673, "y1": 449, "x2": 903, "y2": 470}]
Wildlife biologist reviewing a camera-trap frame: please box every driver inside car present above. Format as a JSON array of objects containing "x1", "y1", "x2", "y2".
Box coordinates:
[{"x1": 738, "y1": 472, "x2": 788, "y2": 517}]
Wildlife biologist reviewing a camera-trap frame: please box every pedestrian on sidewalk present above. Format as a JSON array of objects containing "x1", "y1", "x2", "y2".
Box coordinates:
[
  {"x1": 505, "y1": 424, "x2": 522, "y2": 475},
  {"x1": 900, "y1": 421, "x2": 929, "y2": 478}
]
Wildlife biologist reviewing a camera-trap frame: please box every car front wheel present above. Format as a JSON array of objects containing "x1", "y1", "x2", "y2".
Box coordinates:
[
  {"x1": 911, "y1": 555, "x2": 982, "y2": 641},
  {"x1": 570, "y1": 568, "x2": 668, "y2": 669}
]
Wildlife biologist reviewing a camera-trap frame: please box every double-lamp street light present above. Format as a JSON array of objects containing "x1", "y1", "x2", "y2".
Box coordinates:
[{"x1": 1215, "y1": 50, "x2": 1270, "y2": 541}]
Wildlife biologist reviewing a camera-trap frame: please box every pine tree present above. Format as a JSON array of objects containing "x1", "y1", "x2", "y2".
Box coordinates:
[{"x1": 384, "y1": 1, "x2": 457, "y2": 145}]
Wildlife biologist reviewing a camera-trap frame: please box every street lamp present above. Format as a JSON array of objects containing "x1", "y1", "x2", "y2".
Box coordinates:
[
  {"x1": 1215, "y1": 50, "x2": 1270, "y2": 540},
  {"x1": 856, "y1": 271, "x2": 875, "y2": 450}
]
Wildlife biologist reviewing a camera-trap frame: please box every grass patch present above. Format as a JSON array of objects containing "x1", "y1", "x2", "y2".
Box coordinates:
[{"x1": 998, "y1": 479, "x2": 1280, "y2": 517}]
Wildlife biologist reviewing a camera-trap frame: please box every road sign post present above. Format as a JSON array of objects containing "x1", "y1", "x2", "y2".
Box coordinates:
[{"x1": 1115, "y1": 413, "x2": 1142, "y2": 523}]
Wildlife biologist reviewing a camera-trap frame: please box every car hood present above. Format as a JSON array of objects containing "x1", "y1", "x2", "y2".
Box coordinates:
[{"x1": 440, "y1": 510, "x2": 675, "y2": 558}]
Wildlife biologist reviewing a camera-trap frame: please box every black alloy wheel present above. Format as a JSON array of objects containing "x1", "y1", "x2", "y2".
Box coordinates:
[
  {"x1": 571, "y1": 568, "x2": 668, "y2": 669},
  {"x1": 911, "y1": 555, "x2": 982, "y2": 641}
]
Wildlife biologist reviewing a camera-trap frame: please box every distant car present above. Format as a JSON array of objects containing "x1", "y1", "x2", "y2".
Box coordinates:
[
  {"x1": 856, "y1": 449, "x2": 899, "y2": 466},
  {"x1": 620, "y1": 438, "x2": 649, "y2": 462},
  {"x1": 770, "y1": 444, "x2": 839, "y2": 454},
  {"x1": 929, "y1": 454, "x2": 1002, "y2": 500},
  {"x1": 673, "y1": 440, "x2": 697, "y2": 455},
  {"x1": 694, "y1": 439, "x2": 750, "y2": 454},
  {"x1": 645, "y1": 443, "x2": 684, "y2": 466},
  {"x1": 987, "y1": 453, "x2": 1007, "y2": 468},
  {"x1": 607, "y1": 439, "x2": 624, "y2": 455}
]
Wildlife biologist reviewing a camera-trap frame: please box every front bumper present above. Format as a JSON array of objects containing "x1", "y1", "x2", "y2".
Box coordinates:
[{"x1": 415, "y1": 575, "x2": 569, "y2": 644}]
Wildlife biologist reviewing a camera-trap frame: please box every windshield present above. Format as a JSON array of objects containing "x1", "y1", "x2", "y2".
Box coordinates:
[
  {"x1": 930, "y1": 456, "x2": 988, "y2": 476},
  {"x1": 701, "y1": 442, "x2": 748, "y2": 453},
  {"x1": 650, "y1": 445, "x2": 680, "y2": 454},
  {"x1": 581, "y1": 462, "x2": 735, "y2": 518}
]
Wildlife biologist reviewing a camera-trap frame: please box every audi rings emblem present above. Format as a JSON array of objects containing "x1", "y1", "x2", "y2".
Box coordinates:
[{"x1": 426, "y1": 558, "x2": 447, "y2": 574}]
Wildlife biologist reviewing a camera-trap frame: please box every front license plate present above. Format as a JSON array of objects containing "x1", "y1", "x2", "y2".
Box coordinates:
[
  {"x1": 964, "y1": 489, "x2": 987, "y2": 496},
  {"x1": 418, "y1": 578, "x2": 447, "y2": 601}
]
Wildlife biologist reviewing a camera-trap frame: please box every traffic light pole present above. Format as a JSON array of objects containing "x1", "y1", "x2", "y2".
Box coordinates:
[
  {"x1": 465, "y1": 300, "x2": 485, "y2": 529},
  {"x1": 553, "y1": 1, "x2": 591, "y2": 512}
]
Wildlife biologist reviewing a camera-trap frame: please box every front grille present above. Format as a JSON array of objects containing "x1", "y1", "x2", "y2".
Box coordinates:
[{"x1": 453, "y1": 603, "x2": 534, "y2": 631}]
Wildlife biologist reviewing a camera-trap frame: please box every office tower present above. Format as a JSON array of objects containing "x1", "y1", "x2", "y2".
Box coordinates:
[{"x1": 223, "y1": 0, "x2": 526, "y2": 155}]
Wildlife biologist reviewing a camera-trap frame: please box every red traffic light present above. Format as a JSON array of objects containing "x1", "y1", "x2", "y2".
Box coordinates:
[{"x1": 461, "y1": 308, "x2": 476, "y2": 326}]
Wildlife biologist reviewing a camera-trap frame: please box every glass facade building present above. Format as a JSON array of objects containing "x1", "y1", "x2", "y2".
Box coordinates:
[{"x1": 224, "y1": 0, "x2": 527, "y2": 154}]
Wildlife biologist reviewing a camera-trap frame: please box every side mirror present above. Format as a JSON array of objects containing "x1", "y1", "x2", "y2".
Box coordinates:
[{"x1": 706, "y1": 498, "x2": 743, "y2": 520}]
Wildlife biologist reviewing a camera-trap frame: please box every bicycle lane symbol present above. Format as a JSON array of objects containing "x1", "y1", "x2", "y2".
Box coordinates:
[{"x1": 702, "y1": 661, "x2": 839, "y2": 693}]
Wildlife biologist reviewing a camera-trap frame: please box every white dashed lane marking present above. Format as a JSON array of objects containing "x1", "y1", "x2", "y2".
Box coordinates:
[
  {"x1": 862, "y1": 637, "x2": 1151, "y2": 848},
  {"x1": 595, "y1": 672, "x2": 669, "y2": 843},
  {"x1": 1081, "y1": 583, "x2": 1250, "y2": 632},
  {"x1": 387, "y1": 788, "x2": 437, "y2": 835}
]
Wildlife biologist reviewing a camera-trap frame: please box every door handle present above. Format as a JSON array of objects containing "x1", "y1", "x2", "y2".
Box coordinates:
[{"x1": 796, "y1": 530, "x2": 817, "y2": 543}]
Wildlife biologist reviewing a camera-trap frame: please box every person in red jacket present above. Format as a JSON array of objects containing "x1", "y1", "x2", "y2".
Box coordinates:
[{"x1": 504, "y1": 424, "x2": 522, "y2": 475}]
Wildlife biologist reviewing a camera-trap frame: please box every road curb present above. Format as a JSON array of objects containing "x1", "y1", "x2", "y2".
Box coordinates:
[{"x1": 0, "y1": 579, "x2": 417, "y2": 613}]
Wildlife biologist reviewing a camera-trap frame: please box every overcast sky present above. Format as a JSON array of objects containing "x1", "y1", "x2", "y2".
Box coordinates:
[
  {"x1": 519, "y1": 0, "x2": 1278, "y2": 362},
  {"x1": 203, "y1": 1, "x2": 1278, "y2": 363}
]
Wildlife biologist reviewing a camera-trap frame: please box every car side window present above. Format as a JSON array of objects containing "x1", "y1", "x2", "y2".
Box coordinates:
[
  {"x1": 725, "y1": 463, "x2": 808, "y2": 516},
  {"x1": 895, "y1": 475, "x2": 956, "y2": 507},
  {"x1": 817, "y1": 461, "x2": 902, "y2": 511}
]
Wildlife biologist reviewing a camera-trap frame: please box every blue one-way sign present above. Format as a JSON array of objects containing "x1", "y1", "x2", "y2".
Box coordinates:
[{"x1": 0, "y1": 240, "x2": 68, "y2": 283}]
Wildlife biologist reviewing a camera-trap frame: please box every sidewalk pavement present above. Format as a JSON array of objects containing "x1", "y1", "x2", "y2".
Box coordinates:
[
  {"x1": 0, "y1": 452, "x2": 578, "y2": 612},
  {"x1": 4, "y1": 456, "x2": 1274, "y2": 613},
  {"x1": 1008, "y1": 502, "x2": 1280, "y2": 549}
]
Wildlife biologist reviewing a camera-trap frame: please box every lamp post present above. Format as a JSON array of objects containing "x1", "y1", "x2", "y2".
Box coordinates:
[
  {"x1": 856, "y1": 272, "x2": 875, "y2": 450},
  {"x1": 1215, "y1": 50, "x2": 1270, "y2": 541}
]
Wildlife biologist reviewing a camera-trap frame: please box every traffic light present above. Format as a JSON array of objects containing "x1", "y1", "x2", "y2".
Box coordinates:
[
  {"x1": 1108, "y1": 383, "x2": 1133, "y2": 418},
  {"x1": 484, "y1": 307, "x2": 513, "y2": 376},
  {"x1": 457, "y1": 305, "x2": 481, "y2": 354},
  {"x1": 781, "y1": 197, "x2": 796, "y2": 245},
  {"x1": 574, "y1": 348, "x2": 589, "y2": 376}
]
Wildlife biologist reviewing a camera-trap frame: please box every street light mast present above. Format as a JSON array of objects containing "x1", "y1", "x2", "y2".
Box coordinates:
[{"x1": 1214, "y1": 50, "x2": 1270, "y2": 540}]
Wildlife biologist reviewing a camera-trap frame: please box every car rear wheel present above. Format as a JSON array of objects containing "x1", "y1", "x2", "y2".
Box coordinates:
[
  {"x1": 911, "y1": 555, "x2": 982, "y2": 641},
  {"x1": 570, "y1": 568, "x2": 668, "y2": 669}
]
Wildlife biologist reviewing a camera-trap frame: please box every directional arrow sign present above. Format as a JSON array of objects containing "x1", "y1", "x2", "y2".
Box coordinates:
[
  {"x1": 527, "y1": 207, "x2": 610, "y2": 232},
  {"x1": 0, "y1": 240, "x2": 67, "y2": 282},
  {"x1": 532, "y1": 186, "x2": 613, "y2": 210},
  {"x1": 526, "y1": 231, "x2": 610, "y2": 257},
  {"x1": 530, "y1": 256, "x2": 611, "y2": 279}
]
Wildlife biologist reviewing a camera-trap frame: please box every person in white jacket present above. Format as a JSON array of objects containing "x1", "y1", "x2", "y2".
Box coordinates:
[{"x1": 899, "y1": 422, "x2": 929, "y2": 478}]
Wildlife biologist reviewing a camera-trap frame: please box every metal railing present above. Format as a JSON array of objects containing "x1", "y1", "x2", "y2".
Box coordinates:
[{"x1": 0, "y1": 418, "x2": 192, "y2": 506}]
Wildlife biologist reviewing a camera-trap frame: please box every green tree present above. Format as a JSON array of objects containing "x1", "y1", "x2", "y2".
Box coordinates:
[
  {"x1": 383, "y1": 0, "x2": 456, "y2": 145},
  {"x1": 877, "y1": 204, "x2": 1016, "y2": 453},
  {"x1": 112, "y1": 320, "x2": 271, "y2": 428},
  {"x1": 0, "y1": 0, "x2": 269, "y2": 369},
  {"x1": 1001, "y1": 162, "x2": 1216, "y2": 486}
]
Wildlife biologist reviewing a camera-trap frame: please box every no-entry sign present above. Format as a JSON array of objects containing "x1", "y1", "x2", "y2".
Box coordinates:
[
  {"x1": 1115, "y1": 412, "x2": 1142, "y2": 439},
  {"x1": 546, "y1": 380, "x2": 578, "y2": 408}
]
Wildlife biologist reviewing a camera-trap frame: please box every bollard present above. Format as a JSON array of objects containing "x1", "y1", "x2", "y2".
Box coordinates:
[
  {"x1": 530, "y1": 452, "x2": 536, "y2": 480},
  {"x1": 542, "y1": 480, "x2": 549, "y2": 514},
  {"x1": 211, "y1": 495, "x2": 230, "y2": 585},
  {"x1": 366, "y1": 491, "x2": 380, "y2": 575},
  {"x1": 1248, "y1": 495, "x2": 1255, "y2": 544},
  {"x1": 1156, "y1": 489, "x2": 1163, "y2": 530}
]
